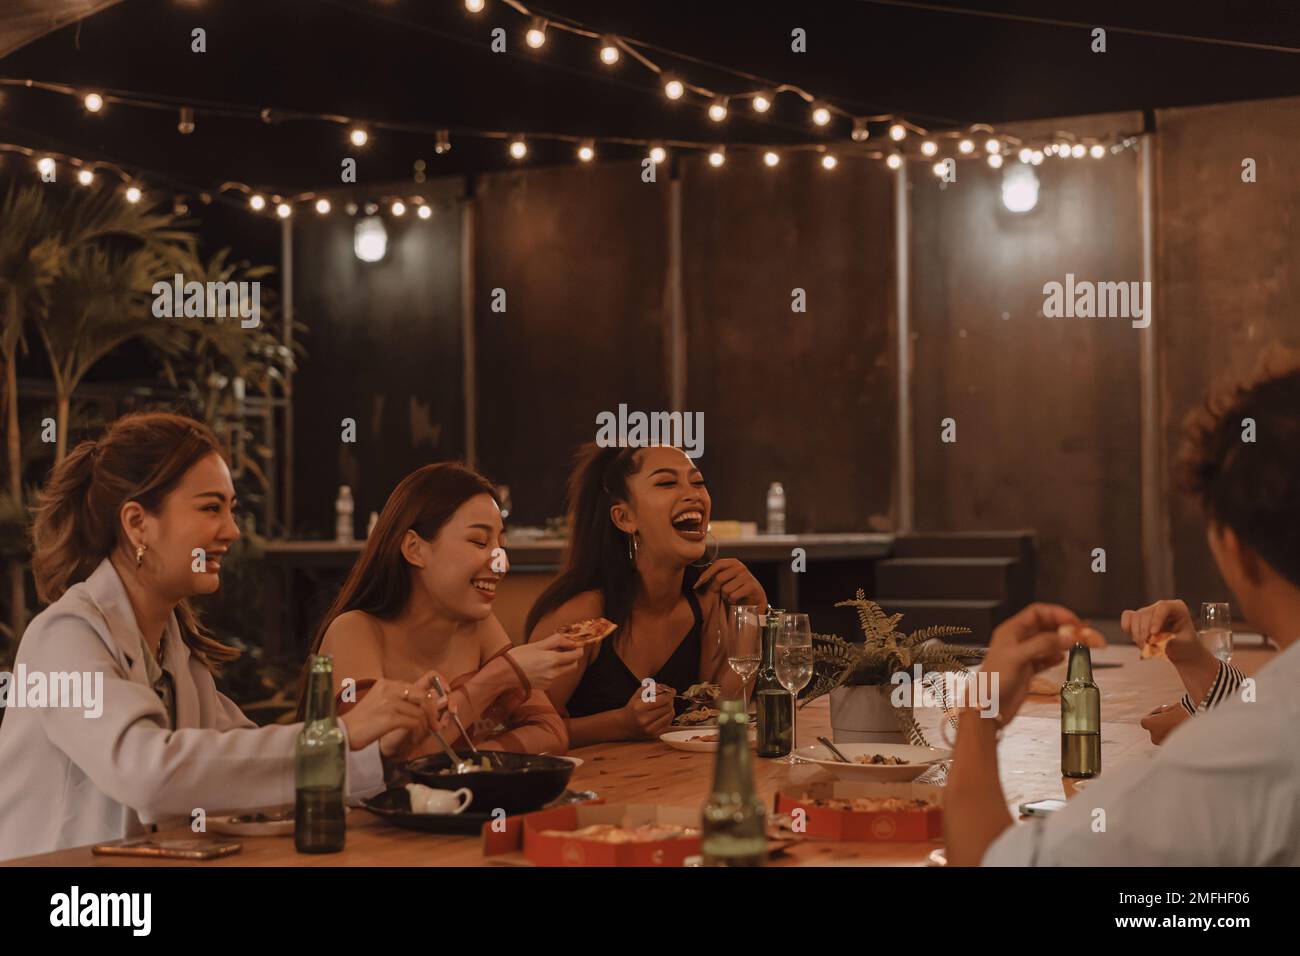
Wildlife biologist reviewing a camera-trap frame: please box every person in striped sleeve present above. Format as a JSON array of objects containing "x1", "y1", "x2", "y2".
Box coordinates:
[{"x1": 1120, "y1": 599, "x2": 1247, "y2": 744}]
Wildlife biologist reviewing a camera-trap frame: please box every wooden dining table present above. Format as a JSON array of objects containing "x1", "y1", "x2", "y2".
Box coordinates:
[{"x1": 6, "y1": 643, "x2": 1274, "y2": 867}]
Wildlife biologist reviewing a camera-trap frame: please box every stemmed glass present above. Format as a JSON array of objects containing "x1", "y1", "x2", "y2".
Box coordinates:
[
  {"x1": 774, "y1": 612, "x2": 813, "y2": 765},
  {"x1": 1199, "y1": 602, "x2": 1233, "y2": 662},
  {"x1": 722, "y1": 605, "x2": 761, "y2": 714}
]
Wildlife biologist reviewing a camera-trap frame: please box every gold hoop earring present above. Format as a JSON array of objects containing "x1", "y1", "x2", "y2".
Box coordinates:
[
  {"x1": 626, "y1": 532, "x2": 639, "y2": 564},
  {"x1": 689, "y1": 529, "x2": 720, "y2": 568},
  {"x1": 135, "y1": 543, "x2": 147, "y2": 568}
]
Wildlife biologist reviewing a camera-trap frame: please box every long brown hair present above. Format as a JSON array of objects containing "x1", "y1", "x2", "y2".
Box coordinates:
[
  {"x1": 31, "y1": 410, "x2": 238, "y2": 669},
  {"x1": 297, "y1": 462, "x2": 499, "y2": 716},
  {"x1": 524, "y1": 443, "x2": 684, "y2": 640}
]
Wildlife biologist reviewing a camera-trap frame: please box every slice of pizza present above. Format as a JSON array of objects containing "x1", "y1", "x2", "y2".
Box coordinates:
[
  {"x1": 1141, "y1": 631, "x2": 1177, "y2": 659},
  {"x1": 554, "y1": 617, "x2": 618, "y2": 647}
]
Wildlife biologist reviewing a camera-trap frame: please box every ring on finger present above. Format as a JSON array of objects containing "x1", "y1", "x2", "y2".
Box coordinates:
[{"x1": 402, "y1": 688, "x2": 410, "y2": 702}]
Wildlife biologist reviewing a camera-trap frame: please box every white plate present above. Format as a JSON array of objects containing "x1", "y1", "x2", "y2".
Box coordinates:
[
  {"x1": 660, "y1": 728, "x2": 756, "y2": 752},
  {"x1": 790, "y1": 742, "x2": 952, "y2": 781}
]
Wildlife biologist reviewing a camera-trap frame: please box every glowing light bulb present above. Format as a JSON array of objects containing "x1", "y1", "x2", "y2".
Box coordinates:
[
  {"x1": 599, "y1": 42, "x2": 619, "y2": 65},
  {"x1": 1030, "y1": 150, "x2": 1044, "y2": 166},
  {"x1": 1071, "y1": 143, "x2": 1086, "y2": 158},
  {"x1": 986, "y1": 138, "x2": 1001, "y2": 154},
  {"x1": 349, "y1": 128, "x2": 368, "y2": 147},
  {"x1": 276, "y1": 202, "x2": 291, "y2": 218},
  {"x1": 921, "y1": 141, "x2": 937, "y2": 157},
  {"x1": 526, "y1": 18, "x2": 546, "y2": 48},
  {"x1": 812, "y1": 105, "x2": 831, "y2": 126},
  {"x1": 125, "y1": 186, "x2": 143, "y2": 204},
  {"x1": 250, "y1": 194, "x2": 266, "y2": 211},
  {"x1": 663, "y1": 76, "x2": 684, "y2": 100},
  {"x1": 77, "y1": 168, "x2": 94, "y2": 186},
  {"x1": 577, "y1": 140, "x2": 595, "y2": 162},
  {"x1": 83, "y1": 92, "x2": 104, "y2": 112},
  {"x1": 958, "y1": 139, "x2": 974, "y2": 154},
  {"x1": 821, "y1": 153, "x2": 838, "y2": 170},
  {"x1": 763, "y1": 150, "x2": 780, "y2": 167},
  {"x1": 509, "y1": 138, "x2": 527, "y2": 159},
  {"x1": 1018, "y1": 147, "x2": 1032, "y2": 163},
  {"x1": 391, "y1": 201, "x2": 406, "y2": 216},
  {"x1": 889, "y1": 123, "x2": 907, "y2": 141},
  {"x1": 752, "y1": 92, "x2": 771, "y2": 113},
  {"x1": 708, "y1": 97, "x2": 728, "y2": 122},
  {"x1": 851, "y1": 119, "x2": 870, "y2": 142},
  {"x1": 932, "y1": 161, "x2": 947, "y2": 177},
  {"x1": 1090, "y1": 144, "x2": 1105, "y2": 159},
  {"x1": 36, "y1": 157, "x2": 55, "y2": 176},
  {"x1": 315, "y1": 198, "x2": 331, "y2": 214},
  {"x1": 987, "y1": 153, "x2": 1004, "y2": 168},
  {"x1": 708, "y1": 148, "x2": 725, "y2": 168},
  {"x1": 465, "y1": 0, "x2": 485, "y2": 12},
  {"x1": 1001, "y1": 163, "x2": 1039, "y2": 213},
  {"x1": 886, "y1": 153, "x2": 902, "y2": 170},
  {"x1": 649, "y1": 144, "x2": 666, "y2": 164},
  {"x1": 417, "y1": 204, "x2": 432, "y2": 219}
]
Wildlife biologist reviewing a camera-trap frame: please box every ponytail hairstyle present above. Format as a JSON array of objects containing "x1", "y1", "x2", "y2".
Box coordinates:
[
  {"x1": 297, "y1": 462, "x2": 500, "y2": 718},
  {"x1": 31, "y1": 410, "x2": 239, "y2": 669},
  {"x1": 524, "y1": 443, "x2": 650, "y2": 641}
]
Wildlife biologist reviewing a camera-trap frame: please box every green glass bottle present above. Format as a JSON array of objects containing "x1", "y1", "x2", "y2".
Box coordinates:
[
  {"x1": 701, "y1": 699, "x2": 767, "y2": 866},
  {"x1": 754, "y1": 609, "x2": 791, "y2": 757},
  {"x1": 1061, "y1": 643, "x2": 1101, "y2": 778},
  {"x1": 295, "y1": 654, "x2": 347, "y2": 853}
]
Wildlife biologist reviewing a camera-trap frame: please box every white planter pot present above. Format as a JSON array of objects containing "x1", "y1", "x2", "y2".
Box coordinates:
[{"x1": 829, "y1": 684, "x2": 906, "y2": 744}]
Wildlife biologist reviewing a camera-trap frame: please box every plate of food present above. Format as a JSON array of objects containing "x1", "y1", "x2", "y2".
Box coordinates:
[
  {"x1": 402, "y1": 751, "x2": 575, "y2": 815},
  {"x1": 789, "y1": 742, "x2": 952, "y2": 781},
  {"x1": 671, "y1": 682, "x2": 722, "y2": 727},
  {"x1": 362, "y1": 785, "x2": 596, "y2": 835},
  {"x1": 659, "y1": 727, "x2": 755, "y2": 752},
  {"x1": 207, "y1": 806, "x2": 305, "y2": 837}
]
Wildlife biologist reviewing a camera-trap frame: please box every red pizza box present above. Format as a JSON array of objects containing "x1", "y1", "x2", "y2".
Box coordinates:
[
  {"x1": 482, "y1": 803, "x2": 700, "y2": 866},
  {"x1": 774, "y1": 782, "x2": 943, "y2": 842}
]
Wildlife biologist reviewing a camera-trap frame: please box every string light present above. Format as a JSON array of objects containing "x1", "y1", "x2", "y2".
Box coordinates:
[
  {"x1": 1090, "y1": 144, "x2": 1105, "y2": 159},
  {"x1": 349, "y1": 127, "x2": 369, "y2": 147},
  {"x1": 958, "y1": 138, "x2": 974, "y2": 154},
  {"x1": 177, "y1": 106, "x2": 195, "y2": 135},
  {"x1": 763, "y1": 150, "x2": 780, "y2": 167},
  {"x1": 249, "y1": 194, "x2": 266, "y2": 211},
  {"x1": 851, "y1": 119, "x2": 869, "y2": 142},
  {"x1": 886, "y1": 153, "x2": 902, "y2": 170},
  {"x1": 315, "y1": 198, "x2": 331, "y2": 214},
  {"x1": 391, "y1": 200, "x2": 406, "y2": 216},
  {"x1": 811, "y1": 104, "x2": 831, "y2": 127},
  {"x1": 599, "y1": 38, "x2": 620, "y2": 64},
  {"x1": 577, "y1": 139, "x2": 595, "y2": 162},
  {"x1": 920, "y1": 140, "x2": 937, "y2": 157},
  {"x1": 76, "y1": 168, "x2": 94, "y2": 185},
  {"x1": 752, "y1": 91, "x2": 772, "y2": 113},
  {"x1": 648, "y1": 142, "x2": 666, "y2": 164},
  {"x1": 985, "y1": 138, "x2": 1001, "y2": 154},
  {"x1": 663, "y1": 75, "x2": 685, "y2": 100},
  {"x1": 36, "y1": 156, "x2": 55, "y2": 176},
  {"x1": 707, "y1": 96, "x2": 728, "y2": 122},
  {"x1": 821, "y1": 152, "x2": 838, "y2": 170},
  {"x1": 125, "y1": 185, "x2": 143, "y2": 203},
  {"x1": 465, "y1": 0, "x2": 485, "y2": 12},
  {"x1": 1018, "y1": 147, "x2": 1032, "y2": 163},
  {"x1": 417, "y1": 203, "x2": 433, "y2": 219},
  {"x1": 435, "y1": 129, "x2": 451, "y2": 154},
  {"x1": 707, "y1": 147, "x2": 725, "y2": 167},
  {"x1": 889, "y1": 123, "x2": 907, "y2": 141},
  {"x1": 1030, "y1": 149, "x2": 1045, "y2": 165},
  {"x1": 932, "y1": 161, "x2": 947, "y2": 177},
  {"x1": 83, "y1": 92, "x2": 103, "y2": 113},
  {"x1": 1070, "y1": 143, "x2": 1086, "y2": 158},
  {"x1": 508, "y1": 137, "x2": 527, "y2": 159},
  {"x1": 525, "y1": 17, "x2": 547, "y2": 48},
  {"x1": 276, "y1": 202, "x2": 291, "y2": 218},
  {"x1": 987, "y1": 153, "x2": 1003, "y2": 168}
]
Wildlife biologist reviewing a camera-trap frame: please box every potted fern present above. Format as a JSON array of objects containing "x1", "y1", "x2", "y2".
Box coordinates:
[{"x1": 802, "y1": 590, "x2": 982, "y2": 744}]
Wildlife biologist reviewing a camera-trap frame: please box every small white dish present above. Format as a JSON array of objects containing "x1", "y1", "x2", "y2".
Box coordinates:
[{"x1": 790, "y1": 742, "x2": 951, "y2": 782}]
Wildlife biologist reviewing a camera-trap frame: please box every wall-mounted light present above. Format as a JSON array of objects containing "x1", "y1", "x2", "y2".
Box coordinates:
[{"x1": 354, "y1": 215, "x2": 388, "y2": 262}]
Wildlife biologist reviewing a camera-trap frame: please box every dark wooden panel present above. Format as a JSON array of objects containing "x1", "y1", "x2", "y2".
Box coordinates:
[
  {"x1": 911, "y1": 114, "x2": 1145, "y2": 616},
  {"x1": 1156, "y1": 97, "x2": 1300, "y2": 605},
  {"x1": 292, "y1": 179, "x2": 466, "y2": 536},
  {"x1": 473, "y1": 161, "x2": 672, "y2": 524},
  {"x1": 680, "y1": 153, "x2": 896, "y2": 533}
]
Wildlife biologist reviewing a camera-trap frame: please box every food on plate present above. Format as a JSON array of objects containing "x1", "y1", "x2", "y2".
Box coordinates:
[
  {"x1": 554, "y1": 617, "x2": 618, "y2": 647},
  {"x1": 540, "y1": 823, "x2": 700, "y2": 844},
  {"x1": 687, "y1": 733, "x2": 720, "y2": 743},
  {"x1": 853, "y1": 753, "x2": 910, "y2": 766},
  {"x1": 1140, "y1": 631, "x2": 1178, "y2": 660},
  {"x1": 797, "y1": 793, "x2": 938, "y2": 813},
  {"x1": 681, "y1": 682, "x2": 720, "y2": 704},
  {"x1": 434, "y1": 755, "x2": 493, "y2": 775},
  {"x1": 673, "y1": 707, "x2": 720, "y2": 727}
]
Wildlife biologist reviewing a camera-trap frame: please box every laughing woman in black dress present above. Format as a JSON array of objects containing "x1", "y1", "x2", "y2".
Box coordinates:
[{"x1": 525, "y1": 444, "x2": 767, "y2": 746}]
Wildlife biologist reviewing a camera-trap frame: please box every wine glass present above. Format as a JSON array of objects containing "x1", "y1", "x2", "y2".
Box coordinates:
[
  {"x1": 1199, "y1": 602, "x2": 1233, "y2": 662},
  {"x1": 723, "y1": 605, "x2": 761, "y2": 714},
  {"x1": 774, "y1": 612, "x2": 813, "y2": 765}
]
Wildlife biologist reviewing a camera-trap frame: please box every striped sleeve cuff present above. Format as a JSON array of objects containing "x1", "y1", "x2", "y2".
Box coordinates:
[{"x1": 1193, "y1": 660, "x2": 1246, "y2": 712}]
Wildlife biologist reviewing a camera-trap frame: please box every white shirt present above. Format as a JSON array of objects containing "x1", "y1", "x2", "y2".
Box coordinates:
[
  {"x1": 0, "y1": 558, "x2": 385, "y2": 862},
  {"x1": 983, "y1": 637, "x2": 1300, "y2": 866}
]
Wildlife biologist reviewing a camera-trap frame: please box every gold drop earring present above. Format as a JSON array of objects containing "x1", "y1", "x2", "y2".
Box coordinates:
[{"x1": 135, "y1": 542, "x2": 147, "y2": 568}]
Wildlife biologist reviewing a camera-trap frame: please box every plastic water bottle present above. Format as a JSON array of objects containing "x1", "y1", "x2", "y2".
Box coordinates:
[
  {"x1": 335, "y1": 486, "x2": 354, "y2": 543},
  {"x1": 766, "y1": 482, "x2": 786, "y2": 535}
]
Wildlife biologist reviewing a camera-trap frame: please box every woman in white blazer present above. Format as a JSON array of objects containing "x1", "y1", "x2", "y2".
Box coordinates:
[{"x1": 0, "y1": 411, "x2": 445, "y2": 861}]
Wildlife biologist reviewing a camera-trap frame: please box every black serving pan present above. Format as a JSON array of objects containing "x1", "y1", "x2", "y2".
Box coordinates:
[
  {"x1": 362, "y1": 785, "x2": 595, "y2": 835},
  {"x1": 402, "y1": 751, "x2": 575, "y2": 815}
]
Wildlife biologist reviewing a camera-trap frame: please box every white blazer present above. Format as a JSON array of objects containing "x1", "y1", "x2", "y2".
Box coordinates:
[{"x1": 0, "y1": 558, "x2": 384, "y2": 861}]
